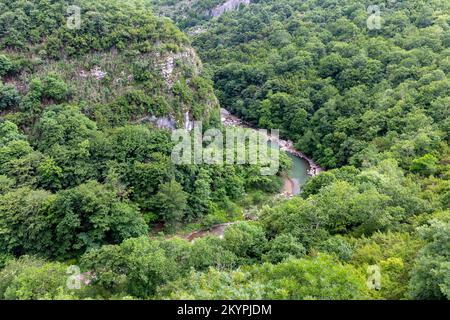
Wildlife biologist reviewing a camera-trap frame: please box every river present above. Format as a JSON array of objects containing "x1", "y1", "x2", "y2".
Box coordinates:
[
  {"x1": 220, "y1": 108, "x2": 322, "y2": 196},
  {"x1": 184, "y1": 153, "x2": 310, "y2": 242},
  {"x1": 182, "y1": 109, "x2": 323, "y2": 241},
  {"x1": 286, "y1": 153, "x2": 310, "y2": 195}
]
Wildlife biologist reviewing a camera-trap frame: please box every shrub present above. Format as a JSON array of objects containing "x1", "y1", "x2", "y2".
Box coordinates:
[
  {"x1": 263, "y1": 234, "x2": 306, "y2": 264},
  {"x1": 0, "y1": 82, "x2": 21, "y2": 111},
  {"x1": 42, "y1": 73, "x2": 69, "y2": 102},
  {"x1": 0, "y1": 54, "x2": 13, "y2": 77}
]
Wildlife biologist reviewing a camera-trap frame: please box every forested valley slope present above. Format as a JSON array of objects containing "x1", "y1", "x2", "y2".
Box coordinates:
[{"x1": 0, "y1": 0, "x2": 448, "y2": 300}]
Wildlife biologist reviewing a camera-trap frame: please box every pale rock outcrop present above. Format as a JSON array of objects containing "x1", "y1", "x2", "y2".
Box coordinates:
[
  {"x1": 157, "y1": 47, "x2": 202, "y2": 88},
  {"x1": 211, "y1": 0, "x2": 251, "y2": 17}
]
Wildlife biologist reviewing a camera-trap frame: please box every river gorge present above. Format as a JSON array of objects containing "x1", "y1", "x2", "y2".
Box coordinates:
[{"x1": 220, "y1": 108, "x2": 323, "y2": 196}]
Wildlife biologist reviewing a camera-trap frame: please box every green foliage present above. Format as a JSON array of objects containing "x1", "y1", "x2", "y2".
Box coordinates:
[
  {"x1": 0, "y1": 181, "x2": 148, "y2": 259},
  {"x1": 256, "y1": 254, "x2": 369, "y2": 300},
  {"x1": 223, "y1": 222, "x2": 267, "y2": 265},
  {"x1": 0, "y1": 139, "x2": 40, "y2": 188},
  {"x1": 262, "y1": 234, "x2": 306, "y2": 264},
  {"x1": 0, "y1": 256, "x2": 47, "y2": 299},
  {"x1": 0, "y1": 0, "x2": 447, "y2": 300},
  {"x1": 125, "y1": 154, "x2": 175, "y2": 209},
  {"x1": 317, "y1": 236, "x2": 354, "y2": 262},
  {"x1": 263, "y1": 159, "x2": 429, "y2": 252},
  {"x1": 0, "y1": 188, "x2": 54, "y2": 257},
  {"x1": 0, "y1": 175, "x2": 14, "y2": 194},
  {"x1": 153, "y1": 179, "x2": 188, "y2": 228},
  {"x1": 35, "y1": 105, "x2": 97, "y2": 150},
  {"x1": 0, "y1": 0, "x2": 219, "y2": 123},
  {"x1": 261, "y1": 197, "x2": 329, "y2": 249},
  {"x1": 0, "y1": 0, "x2": 188, "y2": 54},
  {"x1": 0, "y1": 256, "x2": 84, "y2": 300},
  {"x1": 0, "y1": 82, "x2": 20, "y2": 111},
  {"x1": 0, "y1": 120, "x2": 25, "y2": 147},
  {"x1": 49, "y1": 181, "x2": 148, "y2": 258},
  {"x1": 41, "y1": 73, "x2": 69, "y2": 102},
  {"x1": 409, "y1": 218, "x2": 450, "y2": 300},
  {"x1": 188, "y1": 236, "x2": 237, "y2": 271},
  {"x1": 20, "y1": 78, "x2": 43, "y2": 113},
  {"x1": 36, "y1": 157, "x2": 63, "y2": 191},
  {"x1": 3, "y1": 261, "x2": 68, "y2": 300},
  {"x1": 80, "y1": 237, "x2": 190, "y2": 298},
  {"x1": 189, "y1": 168, "x2": 212, "y2": 219},
  {"x1": 157, "y1": 268, "x2": 267, "y2": 300},
  {"x1": 301, "y1": 172, "x2": 337, "y2": 198},
  {"x1": 0, "y1": 54, "x2": 12, "y2": 76},
  {"x1": 351, "y1": 232, "x2": 424, "y2": 300},
  {"x1": 158, "y1": 254, "x2": 369, "y2": 300},
  {"x1": 181, "y1": 0, "x2": 449, "y2": 172},
  {"x1": 0, "y1": 252, "x2": 13, "y2": 269},
  {"x1": 410, "y1": 154, "x2": 439, "y2": 176}
]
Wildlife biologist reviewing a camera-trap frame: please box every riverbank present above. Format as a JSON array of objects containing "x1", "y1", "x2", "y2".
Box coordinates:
[
  {"x1": 282, "y1": 175, "x2": 295, "y2": 197},
  {"x1": 174, "y1": 108, "x2": 324, "y2": 242},
  {"x1": 220, "y1": 108, "x2": 324, "y2": 177}
]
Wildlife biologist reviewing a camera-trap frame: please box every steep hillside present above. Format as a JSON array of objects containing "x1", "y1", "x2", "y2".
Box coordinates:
[
  {"x1": 189, "y1": 0, "x2": 450, "y2": 169},
  {"x1": 150, "y1": 0, "x2": 450, "y2": 301},
  {"x1": 0, "y1": 0, "x2": 448, "y2": 301},
  {"x1": 0, "y1": 0, "x2": 287, "y2": 265},
  {"x1": 151, "y1": 0, "x2": 252, "y2": 30},
  {"x1": 0, "y1": 0, "x2": 220, "y2": 129}
]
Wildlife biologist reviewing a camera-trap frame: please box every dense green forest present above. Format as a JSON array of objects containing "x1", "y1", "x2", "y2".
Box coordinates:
[{"x1": 0, "y1": 0, "x2": 449, "y2": 300}]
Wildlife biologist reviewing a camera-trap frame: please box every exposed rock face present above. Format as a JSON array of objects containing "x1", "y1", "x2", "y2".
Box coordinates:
[
  {"x1": 132, "y1": 115, "x2": 177, "y2": 130},
  {"x1": 132, "y1": 111, "x2": 194, "y2": 132},
  {"x1": 186, "y1": 26, "x2": 207, "y2": 36},
  {"x1": 157, "y1": 47, "x2": 202, "y2": 88},
  {"x1": 211, "y1": 0, "x2": 251, "y2": 17},
  {"x1": 184, "y1": 111, "x2": 194, "y2": 131},
  {"x1": 79, "y1": 66, "x2": 108, "y2": 80}
]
